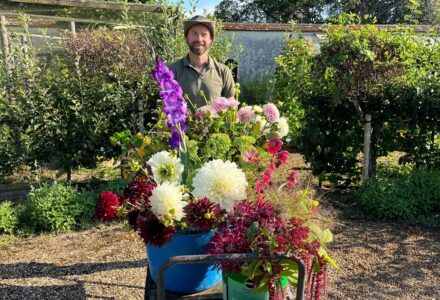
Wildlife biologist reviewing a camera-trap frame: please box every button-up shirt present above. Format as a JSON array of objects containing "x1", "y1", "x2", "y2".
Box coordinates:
[{"x1": 168, "y1": 55, "x2": 235, "y2": 109}]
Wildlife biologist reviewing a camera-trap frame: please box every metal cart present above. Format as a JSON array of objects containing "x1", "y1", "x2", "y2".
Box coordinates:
[{"x1": 145, "y1": 253, "x2": 306, "y2": 300}]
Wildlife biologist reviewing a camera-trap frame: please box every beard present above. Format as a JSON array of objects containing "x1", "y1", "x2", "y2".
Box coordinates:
[{"x1": 188, "y1": 41, "x2": 210, "y2": 56}]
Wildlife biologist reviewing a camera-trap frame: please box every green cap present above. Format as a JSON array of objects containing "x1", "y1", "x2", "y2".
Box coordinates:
[{"x1": 184, "y1": 15, "x2": 215, "y2": 39}]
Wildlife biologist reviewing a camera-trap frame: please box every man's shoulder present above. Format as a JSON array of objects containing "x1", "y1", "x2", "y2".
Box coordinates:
[
  {"x1": 209, "y1": 57, "x2": 232, "y2": 74},
  {"x1": 168, "y1": 57, "x2": 185, "y2": 71}
]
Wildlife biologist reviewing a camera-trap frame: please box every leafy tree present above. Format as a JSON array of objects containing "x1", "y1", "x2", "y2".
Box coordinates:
[
  {"x1": 215, "y1": 0, "x2": 440, "y2": 24},
  {"x1": 215, "y1": 0, "x2": 332, "y2": 23}
]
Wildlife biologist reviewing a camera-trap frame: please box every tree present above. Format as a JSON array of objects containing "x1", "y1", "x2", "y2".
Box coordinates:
[
  {"x1": 215, "y1": 0, "x2": 440, "y2": 24},
  {"x1": 328, "y1": 0, "x2": 440, "y2": 24},
  {"x1": 215, "y1": 0, "x2": 332, "y2": 23}
]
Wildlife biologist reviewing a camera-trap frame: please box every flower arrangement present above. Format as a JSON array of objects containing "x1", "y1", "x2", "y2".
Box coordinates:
[
  {"x1": 100, "y1": 60, "x2": 249, "y2": 248},
  {"x1": 207, "y1": 139, "x2": 337, "y2": 300},
  {"x1": 97, "y1": 59, "x2": 337, "y2": 299}
]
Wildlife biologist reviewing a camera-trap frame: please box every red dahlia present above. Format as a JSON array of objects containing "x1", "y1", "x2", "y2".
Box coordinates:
[
  {"x1": 183, "y1": 197, "x2": 222, "y2": 231},
  {"x1": 136, "y1": 213, "x2": 175, "y2": 247},
  {"x1": 120, "y1": 178, "x2": 156, "y2": 206},
  {"x1": 95, "y1": 191, "x2": 120, "y2": 222}
]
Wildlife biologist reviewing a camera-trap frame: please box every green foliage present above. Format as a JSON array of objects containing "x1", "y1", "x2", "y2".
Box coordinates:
[
  {"x1": 214, "y1": 0, "x2": 440, "y2": 24},
  {"x1": 275, "y1": 18, "x2": 440, "y2": 185},
  {"x1": 376, "y1": 159, "x2": 412, "y2": 179},
  {"x1": 22, "y1": 183, "x2": 81, "y2": 232},
  {"x1": 357, "y1": 169, "x2": 440, "y2": 220},
  {"x1": 240, "y1": 77, "x2": 274, "y2": 105},
  {"x1": 0, "y1": 201, "x2": 19, "y2": 234},
  {"x1": 95, "y1": 178, "x2": 129, "y2": 194},
  {"x1": 274, "y1": 35, "x2": 314, "y2": 145},
  {"x1": 0, "y1": 7, "x2": 239, "y2": 180}
]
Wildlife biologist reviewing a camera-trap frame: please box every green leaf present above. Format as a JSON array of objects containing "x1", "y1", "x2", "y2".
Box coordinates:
[
  {"x1": 241, "y1": 260, "x2": 263, "y2": 279},
  {"x1": 254, "y1": 277, "x2": 269, "y2": 293},
  {"x1": 246, "y1": 222, "x2": 259, "y2": 242}
]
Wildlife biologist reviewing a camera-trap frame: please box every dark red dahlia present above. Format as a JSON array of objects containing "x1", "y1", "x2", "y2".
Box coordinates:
[
  {"x1": 95, "y1": 191, "x2": 120, "y2": 222},
  {"x1": 208, "y1": 227, "x2": 250, "y2": 272},
  {"x1": 183, "y1": 197, "x2": 223, "y2": 231},
  {"x1": 228, "y1": 199, "x2": 277, "y2": 228},
  {"x1": 120, "y1": 178, "x2": 156, "y2": 206},
  {"x1": 136, "y1": 213, "x2": 175, "y2": 247}
]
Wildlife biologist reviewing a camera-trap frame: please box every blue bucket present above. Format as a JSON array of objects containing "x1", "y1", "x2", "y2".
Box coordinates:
[{"x1": 146, "y1": 230, "x2": 221, "y2": 293}]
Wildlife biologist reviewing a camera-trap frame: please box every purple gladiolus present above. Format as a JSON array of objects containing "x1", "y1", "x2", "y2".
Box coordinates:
[
  {"x1": 169, "y1": 129, "x2": 181, "y2": 149},
  {"x1": 152, "y1": 59, "x2": 188, "y2": 148}
]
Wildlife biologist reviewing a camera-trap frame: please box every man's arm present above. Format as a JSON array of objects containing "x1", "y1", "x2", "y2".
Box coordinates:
[{"x1": 221, "y1": 66, "x2": 236, "y2": 100}]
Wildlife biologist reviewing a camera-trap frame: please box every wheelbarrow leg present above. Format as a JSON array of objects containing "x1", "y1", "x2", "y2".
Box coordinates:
[{"x1": 144, "y1": 267, "x2": 153, "y2": 300}]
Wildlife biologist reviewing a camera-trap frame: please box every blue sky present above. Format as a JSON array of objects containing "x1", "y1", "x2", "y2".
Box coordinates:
[{"x1": 168, "y1": 0, "x2": 221, "y2": 16}]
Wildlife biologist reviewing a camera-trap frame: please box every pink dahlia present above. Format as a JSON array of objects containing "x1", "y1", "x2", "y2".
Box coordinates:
[
  {"x1": 237, "y1": 106, "x2": 255, "y2": 123},
  {"x1": 197, "y1": 105, "x2": 219, "y2": 118},
  {"x1": 241, "y1": 149, "x2": 261, "y2": 164},
  {"x1": 212, "y1": 97, "x2": 230, "y2": 112},
  {"x1": 263, "y1": 103, "x2": 280, "y2": 123},
  {"x1": 95, "y1": 191, "x2": 120, "y2": 222}
]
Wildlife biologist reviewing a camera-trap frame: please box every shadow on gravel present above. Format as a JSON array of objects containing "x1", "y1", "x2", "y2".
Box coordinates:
[
  {"x1": 0, "y1": 259, "x2": 146, "y2": 299},
  {"x1": 0, "y1": 259, "x2": 146, "y2": 279},
  {"x1": 0, "y1": 283, "x2": 87, "y2": 300}
]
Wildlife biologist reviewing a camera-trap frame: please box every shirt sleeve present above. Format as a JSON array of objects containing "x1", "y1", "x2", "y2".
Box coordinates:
[{"x1": 221, "y1": 66, "x2": 236, "y2": 98}]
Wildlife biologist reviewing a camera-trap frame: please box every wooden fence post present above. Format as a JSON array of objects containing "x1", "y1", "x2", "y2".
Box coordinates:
[
  {"x1": 69, "y1": 20, "x2": 76, "y2": 35},
  {"x1": 1, "y1": 15, "x2": 12, "y2": 77},
  {"x1": 20, "y1": 34, "x2": 29, "y2": 60}
]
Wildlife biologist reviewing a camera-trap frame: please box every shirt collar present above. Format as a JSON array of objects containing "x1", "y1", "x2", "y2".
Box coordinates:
[{"x1": 184, "y1": 55, "x2": 213, "y2": 69}]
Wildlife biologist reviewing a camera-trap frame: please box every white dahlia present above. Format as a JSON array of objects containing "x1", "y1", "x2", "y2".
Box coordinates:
[
  {"x1": 254, "y1": 115, "x2": 270, "y2": 135},
  {"x1": 276, "y1": 117, "x2": 289, "y2": 138},
  {"x1": 192, "y1": 160, "x2": 248, "y2": 210},
  {"x1": 147, "y1": 151, "x2": 184, "y2": 184},
  {"x1": 150, "y1": 182, "x2": 185, "y2": 220}
]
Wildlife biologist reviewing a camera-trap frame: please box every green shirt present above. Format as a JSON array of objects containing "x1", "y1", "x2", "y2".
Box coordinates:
[{"x1": 168, "y1": 56, "x2": 235, "y2": 109}]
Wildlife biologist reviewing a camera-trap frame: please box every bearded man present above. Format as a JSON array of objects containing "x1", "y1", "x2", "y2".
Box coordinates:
[{"x1": 168, "y1": 15, "x2": 235, "y2": 109}]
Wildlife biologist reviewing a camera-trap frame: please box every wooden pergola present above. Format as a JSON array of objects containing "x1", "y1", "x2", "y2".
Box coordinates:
[{"x1": 9, "y1": 0, "x2": 163, "y2": 12}]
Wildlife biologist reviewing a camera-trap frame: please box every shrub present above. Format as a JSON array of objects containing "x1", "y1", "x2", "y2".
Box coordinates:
[
  {"x1": 0, "y1": 201, "x2": 18, "y2": 234},
  {"x1": 23, "y1": 183, "x2": 80, "y2": 232},
  {"x1": 357, "y1": 170, "x2": 440, "y2": 220},
  {"x1": 275, "y1": 18, "x2": 440, "y2": 185}
]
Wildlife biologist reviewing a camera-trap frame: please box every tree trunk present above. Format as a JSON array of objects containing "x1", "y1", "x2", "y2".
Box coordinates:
[
  {"x1": 66, "y1": 167, "x2": 72, "y2": 182},
  {"x1": 362, "y1": 114, "x2": 372, "y2": 184}
]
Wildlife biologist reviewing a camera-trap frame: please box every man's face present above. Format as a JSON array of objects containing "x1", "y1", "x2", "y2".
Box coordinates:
[{"x1": 186, "y1": 24, "x2": 212, "y2": 56}]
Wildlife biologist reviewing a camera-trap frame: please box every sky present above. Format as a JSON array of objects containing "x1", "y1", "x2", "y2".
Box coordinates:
[{"x1": 168, "y1": 0, "x2": 221, "y2": 16}]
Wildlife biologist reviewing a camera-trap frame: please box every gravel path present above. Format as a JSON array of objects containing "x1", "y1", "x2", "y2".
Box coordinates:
[{"x1": 1, "y1": 217, "x2": 439, "y2": 300}]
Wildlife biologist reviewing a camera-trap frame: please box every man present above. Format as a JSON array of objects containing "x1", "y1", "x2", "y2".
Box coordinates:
[{"x1": 169, "y1": 15, "x2": 235, "y2": 109}]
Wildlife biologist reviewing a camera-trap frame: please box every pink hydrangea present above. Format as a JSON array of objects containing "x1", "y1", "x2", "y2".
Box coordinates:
[
  {"x1": 237, "y1": 106, "x2": 255, "y2": 123},
  {"x1": 263, "y1": 103, "x2": 280, "y2": 123}
]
